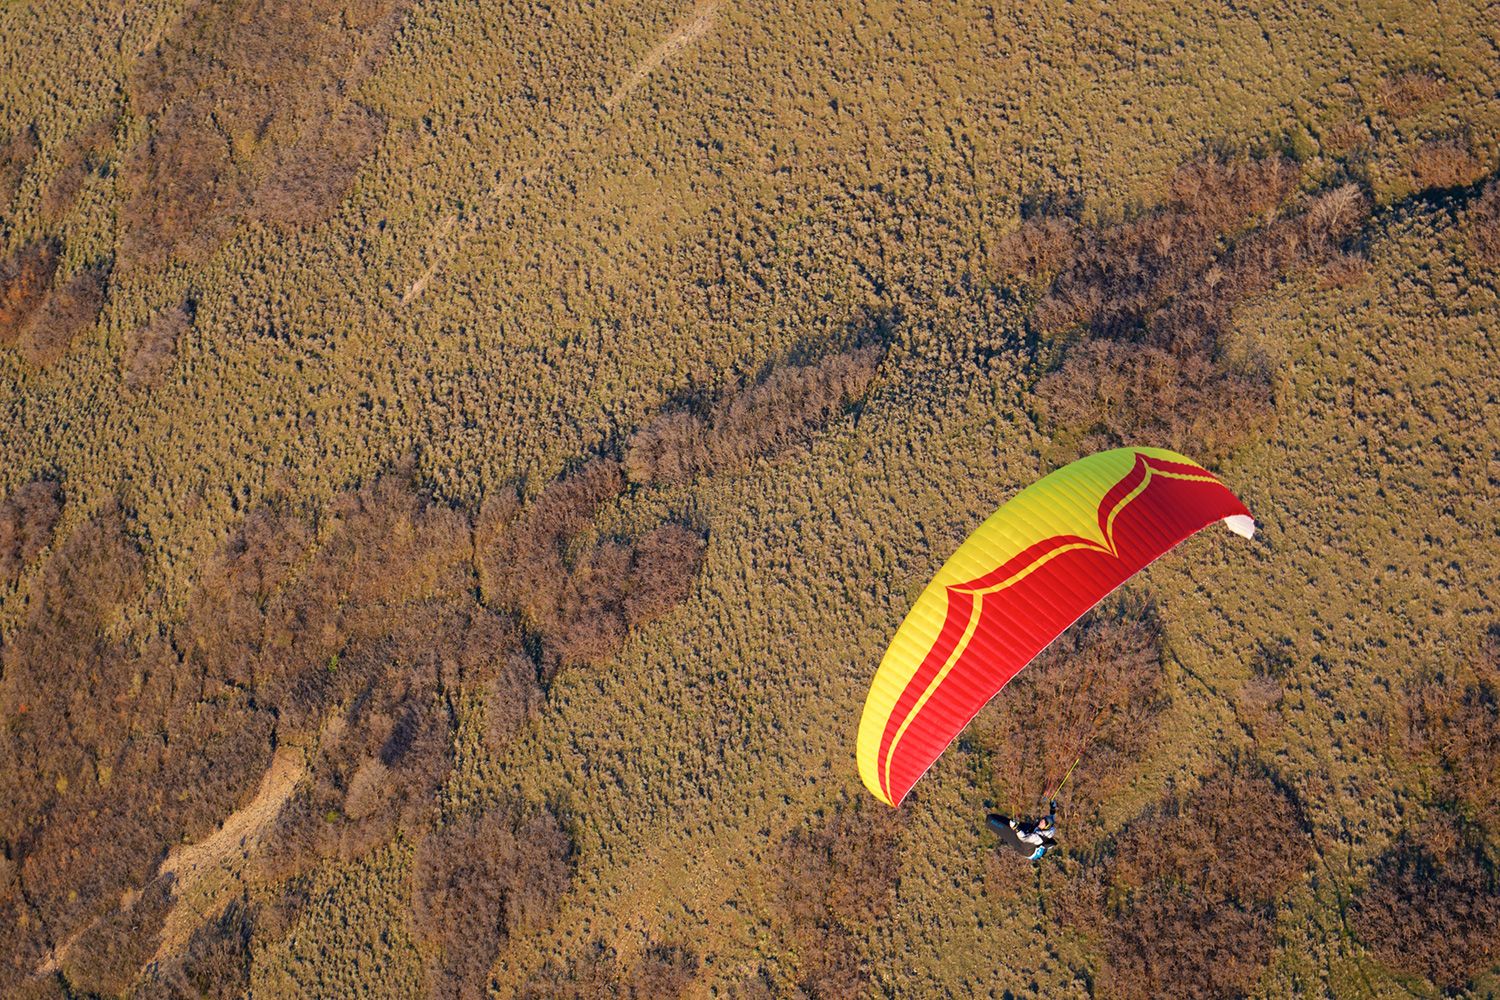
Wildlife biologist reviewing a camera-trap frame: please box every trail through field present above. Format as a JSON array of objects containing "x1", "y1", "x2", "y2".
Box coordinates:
[
  {"x1": 604, "y1": 1, "x2": 720, "y2": 111},
  {"x1": 400, "y1": 0, "x2": 721, "y2": 306}
]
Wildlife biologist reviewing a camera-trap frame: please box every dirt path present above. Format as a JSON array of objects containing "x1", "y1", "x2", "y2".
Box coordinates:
[
  {"x1": 604, "y1": 1, "x2": 720, "y2": 112},
  {"x1": 150, "y1": 744, "x2": 306, "y2": 961},
  {"x1": 30, "y1": 744, "x2": 306, "y2": 979},
  {"x1": 400, "y1": 0, "x2": 721, "y2": 306}
]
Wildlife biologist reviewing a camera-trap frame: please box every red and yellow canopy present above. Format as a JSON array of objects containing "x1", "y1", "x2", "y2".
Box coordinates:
[{"x1": 857, "y1": 447, "x2": 1254, "y2": 807}]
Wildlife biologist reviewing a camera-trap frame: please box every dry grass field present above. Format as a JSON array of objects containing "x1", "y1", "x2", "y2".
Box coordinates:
[{"x1": 1, "y1": 0, "x2": 1496, "y2": 997}]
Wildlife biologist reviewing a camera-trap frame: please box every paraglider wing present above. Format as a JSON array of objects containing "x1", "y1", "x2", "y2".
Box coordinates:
[{"x1": 856, "y1": 447, "x2": 1253, "y2": 807}]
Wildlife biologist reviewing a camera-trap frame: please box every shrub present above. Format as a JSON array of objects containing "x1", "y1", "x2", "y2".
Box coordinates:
[
  {"x1": 0, "y1": 239, "x2": 61, "y2": 347},
  {"x1": 990, "y1": 215, "x2": 1081, "y2": 284},
  {"x1": 1404, "y1": 136, "x2": 1489, "y2": 193},
  {"x1": 125, "y1": 301, "x2": 192, "y2": 390},
  {"x1": 1035, "y1": 340, "x2": 1274, "y2": 463},
  {"x1": 625, "y1": 944, "x2": 700, "y2": 999},
  {"x1": 1069, "y1": 760, "x2": 1313, "y2": 999},
  {"x1": 1353, "y1": 819, "x2": 1500, "y2": 992},
  {"x1": 119, "y1": 99, "x2": 240, "y2": 269},
  {"x1": 0, "y1": 479, "x2": 62, "y2": 585},
  {"x1": 1098, "y1": 887, "x2": 1276, "y2": 1000},
  {"x1": 120, "y1": 0, "x2": 406, "y2": 267},
  {"x1": 58, "y1": 879, "x2": 173, "y2": 997},
  {"x1": 1377, "y1": 69, "x2": 1448, "y2": 117},
  {"x1": 1404, "y1": 626, "x2": 1500, "y2": 835},
  {"x1": 477, "y1": 459, "x2": 705, "y2": 671},
  {"x1": 0, "y1": 873, "x2": 49, "y2": 994},
  {"x1": 185, "y1": 474, "x2": 546, "y2": 887},
  {"x1": 702, "y1": 345, "x2": 882, "y2": 475},
  {"x1": 0, "y1": 124, "x2": 38, "y2": 214},
  {"x1": 39, "y1": 115, "x2": 117, "y2": 223},
  {"x1": 484, "y1": 648, "x2": 544, "y2": 754},
  {"x1": 412, "y1": 806, "x2": 573, "y2": 1000},
  {"x1": 624, "y1": 345, "x2": 883, "y2": 486},
  {"x1": 17, "y1": 261, "x2": 110, "y2": 367},
  {"x1": 622, "y1": 524, "x2": 706, "y2": 627},
  {"x1": 777, "y1": 799, "x2": 901, "y2": 997},
  {"x1": 171, "y1": 896, "x2": 257, "y2": 1000},
  {"x1": 517, "y1": 941, "x2": 700, "y2": 999},
  {"x1": 478, "y1": 458, "x2": 625, "y2": 624},
  {"x1": 1467, "y1": 180, "x2": 1500, "y2": 264},
  {"x1": 0, "y1": 509, "x2": 189, "y2": 965},
  {"x1": 1022, "y1": 156, "x2": 1370, "y2": 462},
  {"x1": 252, "y1": 104, "x2": 385, "y2": 227}
]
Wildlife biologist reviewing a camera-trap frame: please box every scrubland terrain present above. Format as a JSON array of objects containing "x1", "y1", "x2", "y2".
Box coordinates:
[{"x1": 1, "y1": 0, "x2": 1496, "y2": 997}]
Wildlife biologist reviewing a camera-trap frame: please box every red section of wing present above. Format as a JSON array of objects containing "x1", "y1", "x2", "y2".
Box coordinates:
[{"x1": 876, "y1": 455, "x2": 1247, "y2": 804}]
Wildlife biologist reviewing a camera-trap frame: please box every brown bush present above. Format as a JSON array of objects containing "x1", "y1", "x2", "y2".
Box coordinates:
[
  {"x1": 17, "y1": 261, "x2": 110, "y2": 367},
  {"x1": 1108, "y1": 763, "x2": 1311, "y2": 900},
  {"x1": 1069, "y1": 760, "x2": 1312, "y2": 999},
  {"x1": 120, "y1": 100, "x2": 241, "y2": 270},
  {"x1": 0, "y1": 848, "x2": 49, "y2": 993},
  {"x1": 1318, "y1": 251, "x2": 1370, "y2": 289},
  {"x1": 1025, "y1": 155, "x2": 1370, "y2": 461},
  {"x1": 412, "y1": 806, "x2": 573, "y2": 1000},
  {"x1": 121, "y1": 0, "x2": 406, "y2": 267},
  {"x1": 0, "y1": 509, "x2": 196, "y2": 972},
  {"x1": 253, "y1": 104, "x2": 385, "y2": 227},
  {"x1": 1, "y1": 462, "x2": 657, "y2": 973},
  {"x1": 0, "y1": 124, "x2": 39, "y2": 215},
  {"x1": 3, "y1": 471, "x2": 514, "y2": 975},
  {"x1": 1031, "y1": 157, "x2": 1300, "y2": 342},
  {"x1": 478, "y1": 458, "x2": 625, "y2": 619},
  {"x1": 970, "y1": 595, "x2": 1168, "y2": 835},
  {"x1": 125, "y1": 301, "x2": 192, "y2": 390},
  {"x1": 11, "y1": 672, "x2": 270, "y2": 959},
  {"x1": 1353, "y1": 818, "x2": 1500, "y2": 992},
  {"x1": 552, "y1": 523, "x2": 706, "y2": 669},
  {"x1": 1378, "y1": 69, "x2": 1448, "y2": 117},
  {"x1": 625, "y1": 345, "x2": 883, "y2": 486},
  {"x1": 39, "y1": 115, "x2": 116, "y2": 223},
  {"x1": 704, "y1": 345, "x2": 882, "y2": 474},
  {"x1": 191, "y1": 478, "x2": 524, "y2": 876},
  {"x1": 624, "y1": 944, "x2": 700, "y2": 998},
  {"x1": 990, "y1": 215, "x2": 1082, "y2": 284},
  {"x1": 150, "y1": 895, "x2": 258, "y2": 1000},
  {"x1": 477, "y1": 460, "x2": 705, "y2": 671},
  {"x1": 0, "y1": 238, "x2": 61, "y2": 347},
  {"x1": 1301, "y1": 184, "x2": 1370, "y2": 252},
  {"x1": 169, "y1": 470, "x2": 539, "y2": 895},
  {"x1": 0, "y1": 478, "x2": 62, "y2": 585},
  {"x1": 622, "y1": 524, "x2": 707, "y2": 627},
  {"x1": 777, "y1": 799, "x2": 901, "y2": 998},
  {"x1": 1097, "y1": 887, "x2": 1276, "y2": 1000},
  {"x1": 1467, "y1": 180, "x2": 1500, "y2": 265},
  {"x1": 58, "y1": 878, "x2": 173, "y2": 997},
  {"x1": 623, "y1": 411, "x2": 708, "y2": 487},
  {"x1": 484, "y1": 647, "x2": 544, "y2": 754},
  {"x1": 1323, "y1": 118, "x2": 1373, "y2": 158},
  {"x1": 1035, "y1": 340, "x2": 1274, "y2": 464},
  {"x1": 1405, "y1": 137, "x2": 1490, "y2": 193},
  {"x1": 188, "y1": 471, "x2": 473, "y2": 725},
  {"x1": 1404, "y1": 626, "x2": 1500, "y2": 835},
  {"x1": 19, "y1": 501, "x2": 143, "y2": 655}
]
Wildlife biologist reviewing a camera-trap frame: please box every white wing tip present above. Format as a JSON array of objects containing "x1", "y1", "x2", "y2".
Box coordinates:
[{"x1": 1223, "y1": 514, "x2": 1256, "y2": 539}]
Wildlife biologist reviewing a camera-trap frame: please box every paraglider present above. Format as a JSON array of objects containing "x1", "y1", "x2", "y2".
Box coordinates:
[
  {"x1": 856, "y1": 447, "x2": 1254, "y2": 810},
  {"x1": 989, "y1": 802, "x2": 1059, "y2": 861}
]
